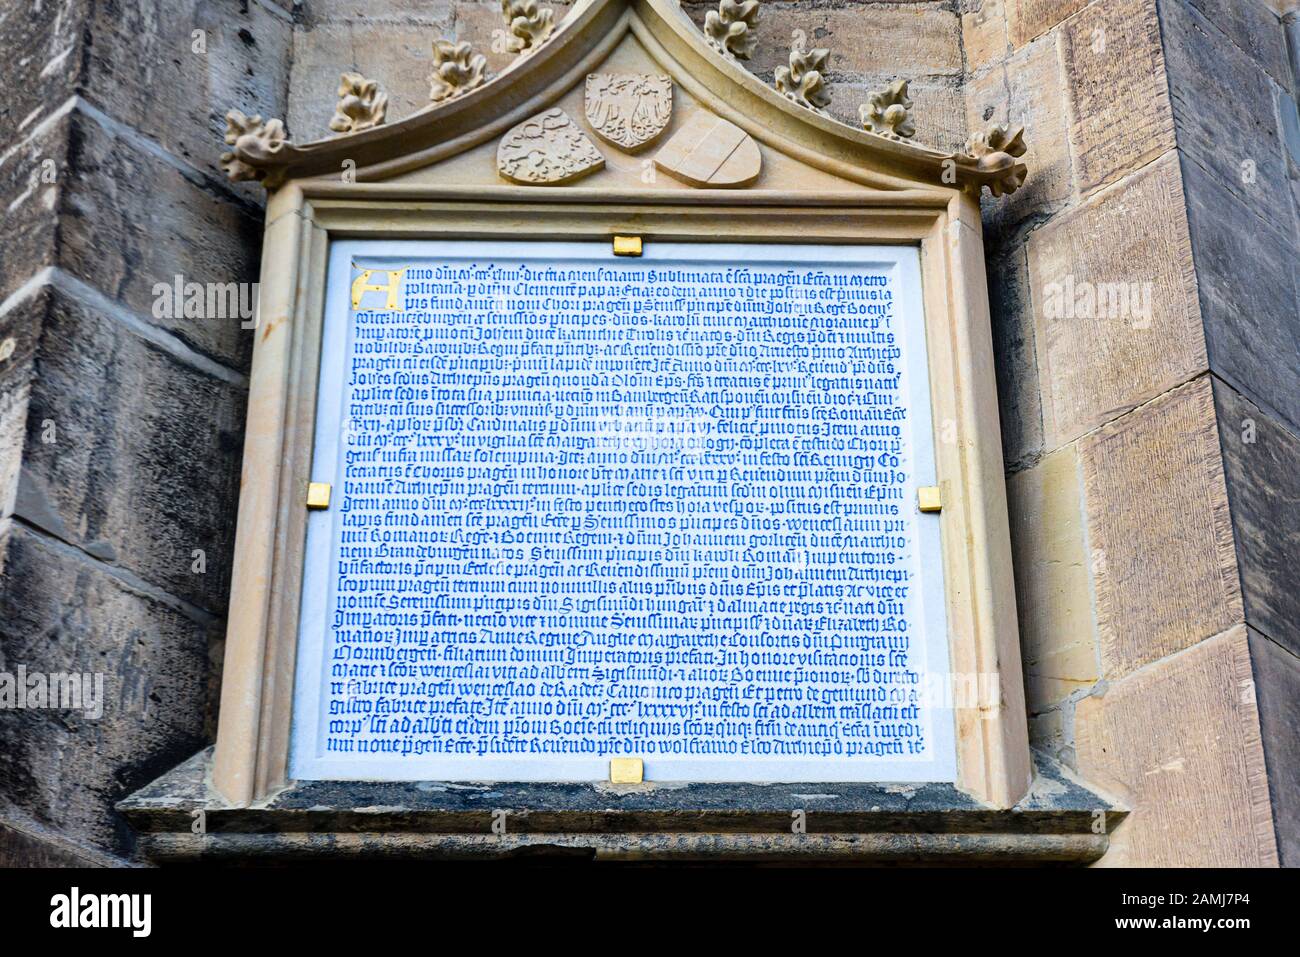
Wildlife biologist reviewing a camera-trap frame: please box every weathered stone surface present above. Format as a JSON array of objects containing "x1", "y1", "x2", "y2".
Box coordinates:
[
  {"x1": 1182, "y1": 0, "x2": 1291, "y2": 86},
  {"x1": 0, "y1": 0, "x2": 266, "y2": 871},
  {"x1": 302, "y1": 0, "x2": 456, "y2": 23},
  {"x1": 58, "y1": 112, "x2": 263, "y2": 373},
  {"x1": 1182, "y1": 153, "x2": 1300, "y2": 434},
  {"x1": 1006, "y1": 0, "x2": 1090, "y2": 49},
  {"x1": 1246, "y1": 627, "x2": 1300, "y2": 867},
  {"x1": 1077, "y1": 627, "x2": 1277, "y2": 867},
  {"x1": 1027, "y1": 153, "x2": 1205, "y2": 447},
  {"x1": 0, "y1": 809, "x2": 121, "y2": 867},
  {"x1": 961, "y1": 1, "x2": 1010, "y2": 74},
  {"x1": 13, "y1": 286, "x2": 246, "y2": 615},
  {"x1": 966, "y1": 33, "x2": 1074, "y2": 227},
  {"x1": 0, "y1": 522, "x2": 214, "y2": 858},
  {"x1": 289, "y1": 16, "x2": 454, "y2": 142},
  {"x1": 1160, "y1": 0, "x2": 1293, "y2": 238},
  {"x1": 1079, "y1": 377, "x2": 1243, "y2": 678},
  {"x1": 985, "y1": 243, "x2": 1043, "y2": 469},
  {"x1": 1060, "y1": 0, "x2": 1176, "y2": 195},
  {"x1": 0, "y1": 118, "x2": 64, "y2": 306},
  {"x1": 0, "y1": 289, "x2": 45, "y2": 526},
  {"x1": 1214, "y1": 381, "x2": 1300, "y2": 656},
  {"x1": 0, "y1": 0, "x2": 87, "y2": 147},
  {"x1": 1007, "y1": 445, "x2": 1098, "y2": 714},
  {"x1": 1027, "y1": 709, "x2": 1071, "y2": 767},
  {"x1": 682, "y1": 2, "x2": 963, "y2": 80},
  {"x1": 81, "y1": 0, "x2": 292, "y2": 195}
]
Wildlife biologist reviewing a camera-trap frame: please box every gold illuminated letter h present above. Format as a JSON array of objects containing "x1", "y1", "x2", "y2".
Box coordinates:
[{"x1": 351, "y1": 269, "x2": 406, "y2": 310}]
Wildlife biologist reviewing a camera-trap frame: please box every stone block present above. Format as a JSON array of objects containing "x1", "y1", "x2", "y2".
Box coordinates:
[
  {"x1": 1161, "y1": 0, "x2": 1292, "y2": 238},
  {"x1": 1181, "y1": 153, "x2": 1300, "y2": 434},
  {"x1": 1182, "y1": 0, "x2": 1291, "y2": 86},
  {"x1": 0, "y1": 0, "x2": 87, "y2": 147},
  {"x1": 708, "y1": 3, "x2": 964, "y2": 81},
  {"x1": 80, "y1": 0, "x2": 292, "y2": 191},
  {"x1": 0, "y1": 118, "x2": 64, "y2": 305},
  {"x1": 1061, "y1": 0, "x2": 1176, "y2": 194},
  {"x1": 1007, "y1": 445, "x2": 1098, "y2": 714},
  {"x1": 966, "y1": 31, "x2": 1074, "y2": 228},
  {"x1": 0, "y1": 522, "x2": 214, "y2": 857},
  {"x1": 302, "y1": 0, "x2": 456, "y2": 23},
  {"x1": 985, "y1": 242, "x2": 1044, "y2": 469},
  {"x1": 1027, "y1": 153, "x2": 1205, "y2": 447},
  {"x1": 1027, "y1": 708, "x2": 1071, "y2": 766},
  {"x1": 1079, "y1": 377, "x2": 1243, "y2": 678},
  {"x1": 0, "y1": 810, "x2": 119, "y2": 867},
  {"x1": 1076, "y1": 626, "x2": 1277, "y2": 867},
  {"x1": 962, "y1": 1, "x2": 1010, "y2": 74},
  {"x1": 1214, "y1": 381, "x2": 1300, "y2": 656},
  {"x1": 58, "y1": 111, "x2": 263, "y2": 373},
  {"x1": 0, "y1": 288, "x2": 45, "y2": 525},
  {"x1": 14, "y1": 286, "x2": 246, "y2": 616},
  {"x1": 1247, "y1": 627, "x2": 1300, "y2": 866},
  {"x1": 1007, "y1": 0, "x2": 1090, "y2": 49}
]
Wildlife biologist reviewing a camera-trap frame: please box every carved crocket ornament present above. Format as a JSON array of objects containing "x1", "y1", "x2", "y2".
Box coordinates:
[
  {"x1": 429, "y1": 39, "x2": 488, "y2": 102},
  {"x1": 775, "y1": 48, "x2": 832, "y2": 113},
  {"x1": 329, "y1": 73, "x2": 388, "y2": 134},
  {"x1": 964, "y1": 123, "x2": 1029, "y2": 197},
  {"x1": 220, "y1": 110, "x2": 288, "y2": 184}
]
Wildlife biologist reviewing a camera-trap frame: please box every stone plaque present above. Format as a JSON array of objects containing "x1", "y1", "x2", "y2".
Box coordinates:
[{"x1": 289, "y1": 240, "x2": 955, "y2": 782}]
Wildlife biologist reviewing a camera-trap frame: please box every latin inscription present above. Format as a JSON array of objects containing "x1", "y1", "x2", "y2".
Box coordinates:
[{"x1": 292, "y1": 244, "x2": 952, "y2": 782}]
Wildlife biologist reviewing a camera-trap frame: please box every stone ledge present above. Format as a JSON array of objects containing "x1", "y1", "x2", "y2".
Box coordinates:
[{"x1": 119, "y1": 749, "x2": 1124, "y2": 864}]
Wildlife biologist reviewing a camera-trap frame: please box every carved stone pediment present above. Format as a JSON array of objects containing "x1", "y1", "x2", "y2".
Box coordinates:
[{"x1": 216, "y1": 0, "x2": 1027, "y2": 198}]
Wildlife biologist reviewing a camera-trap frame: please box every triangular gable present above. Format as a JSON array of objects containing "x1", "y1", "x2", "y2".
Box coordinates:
[{"x1": 219, "y1": 0, "x2": 1027, "y2": 197}]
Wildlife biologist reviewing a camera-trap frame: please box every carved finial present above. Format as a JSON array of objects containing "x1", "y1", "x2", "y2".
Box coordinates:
[
  {"x1": 220, "y1": 110, "x2": 288, "y2": 184},
  {"x1": 501, "y1": 0, "x2": 554, "y2": 56},
  {"x1": 329, "y1": 72, "x2": 388, "y2": 135},
  {"x1": 775, "y1": 48, "x2": 831, "y2": 113},
  {"x1": 429, "y1": 39, "x2": 488, "y2": 102},
  {"x1": 704, "y1": 0, "x2": 761, "y2": 61},
  {"x1": 859, "y1": 80, "x2": 915, "y2": 140},
  {"x1": 965, "y1": 123, "x2": 1028, "y2": 197}
]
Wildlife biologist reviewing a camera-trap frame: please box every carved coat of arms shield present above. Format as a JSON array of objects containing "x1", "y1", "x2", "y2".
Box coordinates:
[{"x1": 584, "y1": 73, "x2": 673, "y2": 151}]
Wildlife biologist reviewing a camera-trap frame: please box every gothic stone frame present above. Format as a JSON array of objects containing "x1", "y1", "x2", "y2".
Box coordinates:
[{"x1": 208, "y1": 0, "x2": 1033, "y2": 812}]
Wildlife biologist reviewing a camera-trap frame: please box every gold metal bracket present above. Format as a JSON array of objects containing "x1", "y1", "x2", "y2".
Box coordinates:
[
  {"x1": 612, "y1": 235, "x2": 643, "y2": 257},
  {"x1": 918, "y1": 485, "x2": 942, "y2": 513},
  {"x1": 306, "y1": 482, "x2": 332, "y2": 510},
  {"x1": 609, "y1": 758, "x2": 644, "y2": 784}
]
